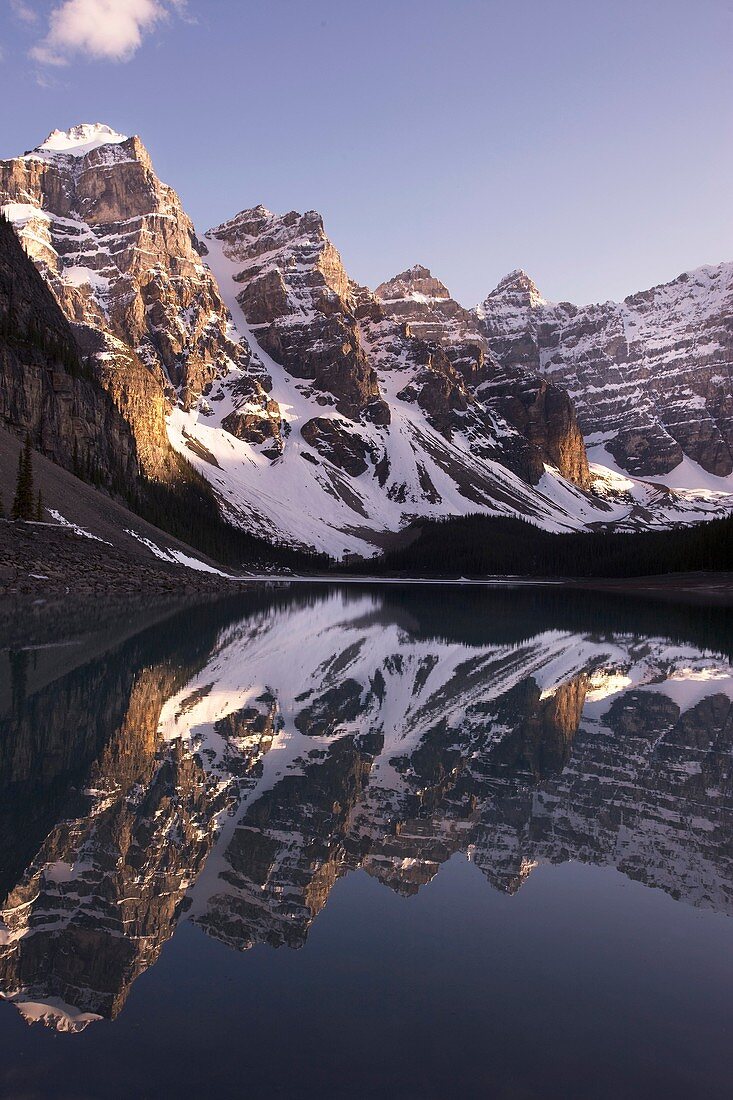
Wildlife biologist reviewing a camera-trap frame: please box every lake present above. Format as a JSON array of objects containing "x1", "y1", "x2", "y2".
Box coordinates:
[{"x1": 1, "y1": 584, "x2": 732, "y2": 1099}]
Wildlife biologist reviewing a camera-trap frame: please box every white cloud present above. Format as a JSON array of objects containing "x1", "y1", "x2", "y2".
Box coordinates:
[
  {"x1": 10, "y1": 0, "x2": 39, "y2": 24},
  {"x1": 29, "y1": 0, "x2": 184, "y2": 66}
]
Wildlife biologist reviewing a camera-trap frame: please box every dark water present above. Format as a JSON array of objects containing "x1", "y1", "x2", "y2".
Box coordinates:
[{"x1": 0, "y1": 584, "x2": 732, "y2": 1099}]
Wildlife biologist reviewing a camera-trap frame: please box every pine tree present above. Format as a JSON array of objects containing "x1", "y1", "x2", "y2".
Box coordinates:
[
  {"x1": 10, "y1": 452, "x2": 24, "y2": 520},
  {"x1": 11, "y1": 435, "x2": 35, "y2": 521}
]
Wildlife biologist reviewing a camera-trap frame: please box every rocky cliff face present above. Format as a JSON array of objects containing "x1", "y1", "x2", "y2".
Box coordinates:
[
  {"x1": 209, "y1": 206, "x2": 387, "y2": 424},
  {"x1": 0, "y1": 214, "x2": 139, "y2": 487},
  {"x1": 0, "y1": 124, "x2": 277, "y2": 476},
  {"x1": 375, "y1": 264, "x2": 591, "y2": 486},
  {"x1": 476, "y1": 266, "x2": 733, "y2": 478}
]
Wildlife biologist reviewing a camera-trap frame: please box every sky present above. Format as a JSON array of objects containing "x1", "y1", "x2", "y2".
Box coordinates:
[{"x1": 1, "y1": 0, "x2": 731, "y2": 307}]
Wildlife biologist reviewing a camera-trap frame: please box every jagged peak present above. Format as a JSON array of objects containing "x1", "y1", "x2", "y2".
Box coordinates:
[
  {"x1": 375, "y1": 264, "x2": 452, "y2": 302},
  {"x1": 404, "y1": 263, "x2": 434, "y2": 279},
  {"x1": 475, "y1": 269, "x2": 547, "y2": 317},
  {"x1": 385, "y1": 264, "x2": 435, "y2": 283},
  {"x1": 29, "y1": 123, "x2": 130, "y2": 160},
  {"x1": 208, "y1": 205, "x2": 330, "y2": 241},
  {"x1": 493, "y1": 269, "x2": 543, "y2": 298},
  {"x1": 207, "y1": 205, "x2": 274, "y2": 237}
]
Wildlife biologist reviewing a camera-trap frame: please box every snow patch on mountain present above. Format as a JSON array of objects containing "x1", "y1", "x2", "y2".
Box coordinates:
[
  {"x1": 26, "y1": 123, "x2": 128, "y2": 160},
  {"x1": 589, "y1": 445, "x2": 733, "y2": 496},
  {"x1": 124, "y1": 529, "x2": 236, "y2": 577}
]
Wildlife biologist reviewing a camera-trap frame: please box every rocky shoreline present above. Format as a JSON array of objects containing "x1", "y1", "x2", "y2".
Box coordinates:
[{"x1": 0, "y1": 519, "x2": 250, "y2": 598}]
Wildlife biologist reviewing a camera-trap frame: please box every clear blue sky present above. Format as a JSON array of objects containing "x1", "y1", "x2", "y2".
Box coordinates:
[{"x1": 1, "y1": 0, "x2": 731, "y2": 306}]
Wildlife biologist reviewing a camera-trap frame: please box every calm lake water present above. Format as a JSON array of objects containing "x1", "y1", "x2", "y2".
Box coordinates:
[{"x1": 1, "y1": 584, "x2": 732, "y2": 1099}]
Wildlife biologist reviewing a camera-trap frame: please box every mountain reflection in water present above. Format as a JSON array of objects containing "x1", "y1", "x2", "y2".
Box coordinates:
[{"x1": 0, "y1": 585, "x2": 731, "y2": 1038}]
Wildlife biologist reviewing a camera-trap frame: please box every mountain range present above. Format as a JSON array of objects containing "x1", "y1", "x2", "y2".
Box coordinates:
[{"x1": 1, "y1": 122, "x2": 731, "y2": 561}]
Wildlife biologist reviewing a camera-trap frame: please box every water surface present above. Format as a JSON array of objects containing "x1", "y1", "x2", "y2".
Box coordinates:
[{"x1": 1, "y1": 585, "x2": 732, "y2": 1099}]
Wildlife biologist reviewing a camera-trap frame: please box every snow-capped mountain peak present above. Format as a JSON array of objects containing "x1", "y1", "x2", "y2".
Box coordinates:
[
  {"x1": 476, "y1": 269, "x2": 548, "y2": 318},
  {"x1": 375, "y1": 265, "x2": 452, "y2": 303},
  {"x1": 28, "y1": 123, "x2": 129, "y2": 160}
]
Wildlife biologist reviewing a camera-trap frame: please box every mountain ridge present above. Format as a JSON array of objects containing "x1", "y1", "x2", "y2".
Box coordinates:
[{"x1": 473, "y1": 259, "x2": 733, "y2": 478}]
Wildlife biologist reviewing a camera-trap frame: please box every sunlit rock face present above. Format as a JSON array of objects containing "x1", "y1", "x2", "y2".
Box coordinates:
[
  {"x1": 208, "y1": 206, "x2": 386, "y2": 424},
  {"x1": 476, "y1": 266, "x2": 733, "y2": 478},
  {"x1": 0, "y1": 213, "x2": 139, "y2": 486},
  {"x1": 1, "y1": 590, "x2": 731, "y2": 1031},
  {"x1": 0, "y1": 124, "x2": 278, "y2": 474}
]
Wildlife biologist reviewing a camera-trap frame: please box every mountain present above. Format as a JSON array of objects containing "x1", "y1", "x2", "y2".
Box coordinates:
[
  {"x1": 188, "y1": 205, "x2": 731, "y2": 554},
  {"x1": 374, "y1": 263, "x2": 591, "y2": 486},
  {"x1": 375, "y1": 263, "x2": 488, "y2": 347},
  {"x1": 1, "y1": 123, "x2": 731, "y2": 561},
  {"x1": 0, "y1": 129, "x2": 327, "y2": 573},
  {"x1": 186, "y1": 205, "x2": 620, "y2": 555},
  {"x1": 0, "y1": 123, "x2": 273, "y2": 480},
  {"x1": 0, "y1": 212, "x2": 316, "y2": 580},
  {"x1": 475, "y1": 265, "x2": 733, "y2": 480}
]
